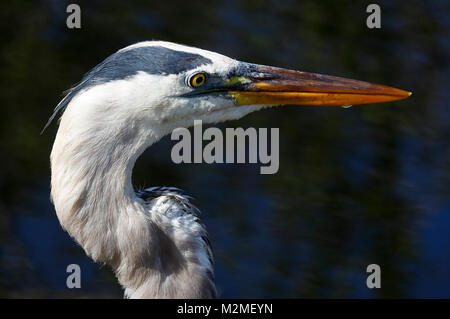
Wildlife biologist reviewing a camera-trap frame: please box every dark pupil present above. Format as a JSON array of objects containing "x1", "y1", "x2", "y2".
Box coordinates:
[{"x1": 195, "y1": 76, "x2": 203, "y2": 84}]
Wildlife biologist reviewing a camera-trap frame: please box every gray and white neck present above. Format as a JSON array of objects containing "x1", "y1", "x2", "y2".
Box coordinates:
[
  {"x1": 50, "y1": 84, "x2": 214, "y2": 298},
  {"x1": 50, "y1": 82, "x2": 156, "y2": 259}
]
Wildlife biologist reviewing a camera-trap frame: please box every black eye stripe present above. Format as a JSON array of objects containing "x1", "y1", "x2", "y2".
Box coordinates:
[{"x1": 44, "y1": 45, "x2": 214, "y2": 132}]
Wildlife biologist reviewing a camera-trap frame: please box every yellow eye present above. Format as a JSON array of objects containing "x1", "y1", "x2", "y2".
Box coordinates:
[{"x1": 189, "y1": 73, "x2": 206, "y2": 87}]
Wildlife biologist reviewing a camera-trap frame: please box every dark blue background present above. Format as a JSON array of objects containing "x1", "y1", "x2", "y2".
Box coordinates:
[{"x1": 0, "y1": 0, "x2": 449, "y2": 298}]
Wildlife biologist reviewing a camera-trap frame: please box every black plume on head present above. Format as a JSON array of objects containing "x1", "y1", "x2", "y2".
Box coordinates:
[{"x1": 42, "y1": 45, "x2": 212, "y2": 133}]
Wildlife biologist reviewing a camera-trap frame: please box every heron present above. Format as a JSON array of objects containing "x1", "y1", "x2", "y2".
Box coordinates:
[{"x1": 47, "y1": 41, "x2": 410, "y2": 298}]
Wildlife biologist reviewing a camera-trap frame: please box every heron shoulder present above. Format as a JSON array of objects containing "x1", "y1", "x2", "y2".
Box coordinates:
[{"x1": 137, "y1": 187, "x2": 216, "y2": 297}]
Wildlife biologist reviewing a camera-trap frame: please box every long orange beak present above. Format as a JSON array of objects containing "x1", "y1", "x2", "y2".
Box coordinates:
[{"x1": 227, "y1": 64, "x2": 411, "y2": 107}]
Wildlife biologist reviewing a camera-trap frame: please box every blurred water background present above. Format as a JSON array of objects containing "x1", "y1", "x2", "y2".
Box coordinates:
[{"x1": 0, "y1": 0, "x2": 449, "y2": 298}]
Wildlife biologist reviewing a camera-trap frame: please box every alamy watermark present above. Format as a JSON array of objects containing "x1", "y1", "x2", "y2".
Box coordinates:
[
  {"x1": 66, "y1": 4, "x2": 382, "y2": 31},
  {"x1": 171, "y1": 120, "x2": 279, "y2": 174},
  {"x1": 366, "y1": 4, "x2": 381, "y2": 29},
  {"x1": 66, "y1": 4, "x2": 81, "y2": 29},
  {"x1": 366, "y1": 264, "x2": 381, "y2": 289},
  {"x1": 66, "y1": 264, "x2": 81, "y2": 289}
]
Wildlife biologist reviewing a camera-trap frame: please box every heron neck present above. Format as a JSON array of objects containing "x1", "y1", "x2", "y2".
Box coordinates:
[
  {"x1": 49, "y1": 102, "x2": 215, "y2": 298},
  {"x1": 50, "y1": 111, "x2": 160, "y2": 266}
]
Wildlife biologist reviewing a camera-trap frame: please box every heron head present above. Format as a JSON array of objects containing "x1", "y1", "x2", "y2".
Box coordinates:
[{"x1": 47, "y1": 41, "x2": 410, "y2": 136}]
